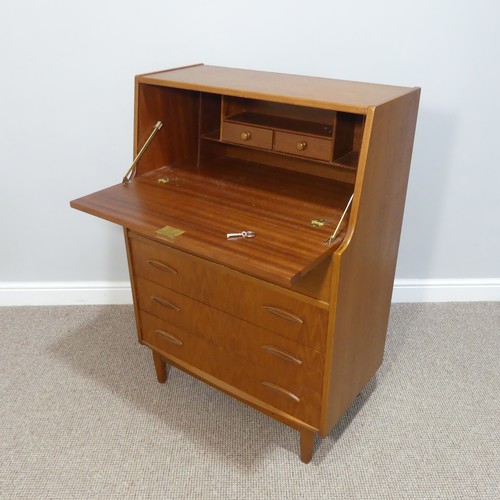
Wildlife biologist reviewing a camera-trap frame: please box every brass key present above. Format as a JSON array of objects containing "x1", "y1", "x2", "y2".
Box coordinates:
[{"x1": 226, "y1": 231, "x2": 256, "y2": 240}]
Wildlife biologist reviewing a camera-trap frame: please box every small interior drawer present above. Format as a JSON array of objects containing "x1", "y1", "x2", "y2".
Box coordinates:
[
  {"x1": 221, "y1": 121, "x2": 273, "y2": 149},
  {"x1": 274, "y1": 131, "x2": 332, "y2": 161}
]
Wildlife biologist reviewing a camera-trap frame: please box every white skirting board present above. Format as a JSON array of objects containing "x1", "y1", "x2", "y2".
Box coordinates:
[
  {"x1": 391, "y1": 279, "x2": 500, "y2": 303},
  {"x1": 0, "y1": 279, "x2": 499, "y2": 306},
  {"x1": 0, "y1": 282, "x2": 133, "y2": 306}
]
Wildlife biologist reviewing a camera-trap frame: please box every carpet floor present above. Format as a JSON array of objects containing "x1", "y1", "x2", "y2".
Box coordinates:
[{"x1": 0, "y1": 303, "x2": 498, "y2": 499}]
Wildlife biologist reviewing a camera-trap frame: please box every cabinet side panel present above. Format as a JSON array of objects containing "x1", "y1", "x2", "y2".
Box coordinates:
[
  {"x1": 135, "y1": 84, "x2": 199, "y2": 175},
  {"x1": 123, "y1": 228, "x2": 142, "y2": 343},
  {"x1": 321, "y1": 90, "x2": 420, "y2": 435}
]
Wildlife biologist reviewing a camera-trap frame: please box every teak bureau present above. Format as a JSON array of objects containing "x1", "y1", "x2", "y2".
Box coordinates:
[{"x1": 71, "y1": 64, "x2": 420, "y2": 463}]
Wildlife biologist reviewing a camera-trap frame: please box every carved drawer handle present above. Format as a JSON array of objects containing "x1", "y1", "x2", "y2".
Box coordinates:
[
  {"x1": 154, "y1": 329, "x2": 183, "y2": 346},
  {"x1": 240, "y1": 131, "x2": 252, "y2": 141},
  {"x1": 151, "y1": 296, "x2": 180, "y2": 312},
  {"x1": 261, "y1": 381, "x2": 300, "y2": 403},
  {"x1": 261, "y1": 345, "x2": 302, "y2": 365},
  {"x1": 146, "y1": 259, "x2": 178, "y2": 275},
  {"x1": 262, "y1": 306, "x2": 304, "y2": 324}
]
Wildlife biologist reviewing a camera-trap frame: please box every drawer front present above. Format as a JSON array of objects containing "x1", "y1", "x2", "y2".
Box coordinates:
[
  {"x1": 274, "y1": 131, "x2": 332, "y2": 161},
  {"x1": 136, "y1": 294, "x2": 325, "y2": 391},
  {"x1": 130, "y1": 235, "x2": 329, "y2": 352},
  {"x1": 140, "y1": 312, "x2": 321, "y2": 427},
  {"x1": 221, "y1": 121, "x2": 273, "y2": 149}
]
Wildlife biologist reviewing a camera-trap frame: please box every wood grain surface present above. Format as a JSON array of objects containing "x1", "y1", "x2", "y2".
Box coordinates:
[
  {"x1": 321, "y1": 89, "x2": 421, "y2": 436},
  {"x1": 139, "y1": 305, "x2": 325, "y2": 392},
  {"x1": 71, "y1": 157, "x2": 353, "y2": 286},
  {"x1": 138, "y1": 64, "x2": 418, "y2": 113},
  {"x1": 71, "y1": 65, "x2": 420, "y2": 462},
  {"x1": 131, "y1": 242, "x2": 329, "y2": 351}
]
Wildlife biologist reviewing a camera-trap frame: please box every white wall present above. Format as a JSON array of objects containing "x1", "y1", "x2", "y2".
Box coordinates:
[{"x1": 1, "y1": 0, "x2": 499, "y2": 304}]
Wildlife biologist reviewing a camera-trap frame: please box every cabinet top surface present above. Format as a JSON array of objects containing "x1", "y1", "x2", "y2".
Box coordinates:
[{"x1": 137, "y1": 64, "x2": 418, "y2": 112}]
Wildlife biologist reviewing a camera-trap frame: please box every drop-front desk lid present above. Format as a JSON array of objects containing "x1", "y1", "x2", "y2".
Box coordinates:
[{"x1": 71, "y1": 158, "x2": 353, "y2": 287}]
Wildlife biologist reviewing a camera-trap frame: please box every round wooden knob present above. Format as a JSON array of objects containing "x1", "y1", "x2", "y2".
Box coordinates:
[
  {"x1": 296, "y1": 141, "x2": 307, "y2": 151},
  {"x1": 240, "y1": 131, "x2": 252, "y2": 141}
]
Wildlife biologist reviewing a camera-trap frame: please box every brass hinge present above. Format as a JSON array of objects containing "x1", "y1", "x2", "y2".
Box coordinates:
[{"x1": 310, "y1": 219, "x2": 328, "y2": 228}]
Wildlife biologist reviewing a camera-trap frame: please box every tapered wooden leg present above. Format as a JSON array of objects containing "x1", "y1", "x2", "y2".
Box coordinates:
[
  {"x1": 153, "y1": 351, "x2": 169, "y2": 383},
  {"x1": 299, "y1": 429, "x2": 316, "y2": 464}
]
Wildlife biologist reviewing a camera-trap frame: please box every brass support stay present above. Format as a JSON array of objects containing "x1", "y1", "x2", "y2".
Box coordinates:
[
  {"x1": 326, "y1": 193, "x2": 354, "y2": 245},
  {"x1": 122, "y1": 121, "x2": 163, "y2": 184}
]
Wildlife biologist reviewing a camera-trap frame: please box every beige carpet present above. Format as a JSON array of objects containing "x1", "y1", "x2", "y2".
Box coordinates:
[{"x1": 0, "y1": 303, "x2": 498, "y2": 499}]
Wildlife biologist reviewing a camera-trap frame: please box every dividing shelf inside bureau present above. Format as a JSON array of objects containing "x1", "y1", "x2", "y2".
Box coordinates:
[
  {"x1": 199, "y1": 95, "x2": 364, "y2": 173},
  {"x1": 70, "y1": 157, "x2": 353, "y2": 286}
]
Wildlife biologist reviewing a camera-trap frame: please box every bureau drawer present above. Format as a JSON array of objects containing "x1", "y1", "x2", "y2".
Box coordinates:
[
  {"x1": 129, "y1": 235, "x2": 329, "y2": 352},
  {"x1": 274, "y1": 131, "x2": 332, "y2": 161},
  {"x1": 221, "y1": 121, "x2": 273, "y2": 149},
  {"x1": 137, "y1": 300, "x2": 324, "y2": 391},
  {"x1": 141, "y1": 313, "x2": 321, "y2": 427}
]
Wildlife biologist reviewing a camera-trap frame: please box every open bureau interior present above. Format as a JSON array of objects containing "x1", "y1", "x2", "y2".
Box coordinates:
[{"x1": 71, "y1": 64, "x2": 420, "y2": 463}]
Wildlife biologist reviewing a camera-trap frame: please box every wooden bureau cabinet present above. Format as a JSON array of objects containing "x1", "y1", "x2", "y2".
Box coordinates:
[{"x1": 71, "y1": 64, "x2": 420, "y2": 463}]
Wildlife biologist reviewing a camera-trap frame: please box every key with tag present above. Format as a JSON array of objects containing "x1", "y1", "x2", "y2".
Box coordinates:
[{"x1": 226, "y1": 231, "x2": 256, "y2": 240}]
